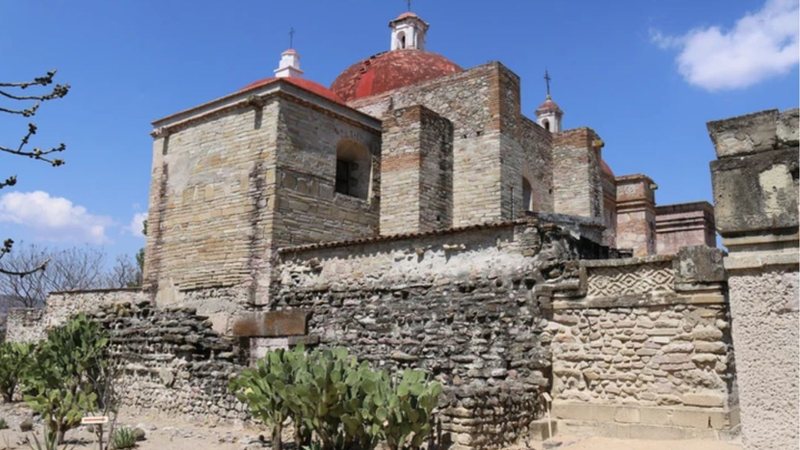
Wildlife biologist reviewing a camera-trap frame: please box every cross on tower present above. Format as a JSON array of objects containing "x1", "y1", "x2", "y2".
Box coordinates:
[
  {"x1": 289, "y1": 27, "x2": 295, "y2": 49},
  {"x1": 406, "y1": 0, "x2": 412, "y2": 11},
  {"x1": 544, "y1": 70, "x2": 552, "y2": 98}
]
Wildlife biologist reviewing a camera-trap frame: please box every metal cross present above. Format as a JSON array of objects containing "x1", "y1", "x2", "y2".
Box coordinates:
[
  {"x1": 289, "y1": 27, "x2": 295, "y2": 49},
  {"x1": 544, "y1": 69, "x2": 552, "y2": 97},
  {"x1": 407, "y1": 0, "x2": 412, "y2": 11}
]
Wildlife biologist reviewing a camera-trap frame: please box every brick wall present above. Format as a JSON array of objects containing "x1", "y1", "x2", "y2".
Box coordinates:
[
  {"x1": 381, "y1": 105, "x2": 453, "y2": 234},
  {"x1": 615, "y1": 174, "x2": 657, "y2": 256},
  {"x1": 552, "y1": 128, "x2": 604, "y2": 221}
]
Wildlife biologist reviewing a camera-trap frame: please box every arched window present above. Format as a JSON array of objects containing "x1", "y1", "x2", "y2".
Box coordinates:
[
  {"x1": 542, "y1": 119, "x2": 550, "y2": 131},
  {"x1": 335, "y1": 139, "x2": 371, "y2": 199},
  {"x1": 522, "y1": 177, "x2": 534, "y2": 212},
  {"x1": 397, "y1": 32, "x2": 406, "y2": 49}
]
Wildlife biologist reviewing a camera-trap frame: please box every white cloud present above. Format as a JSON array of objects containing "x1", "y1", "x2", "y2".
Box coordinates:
[
  {"x1": 127, "y1": 212, "x2": 148, "y2": 238},
  {"x1": 0, "y1": 191, "x2": 112, "y2": 244},
  {"x1": 652, "y1": 0, "x2": 799, "y2": 91}
]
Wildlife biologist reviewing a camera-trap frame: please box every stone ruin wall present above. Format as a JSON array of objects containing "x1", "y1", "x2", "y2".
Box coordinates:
[
  {"x1": 270, "y1": 220, "x2": 575, "y2": 450},
  {"x1": 548, "y1": 248, "x2": 738, "y2": 439},
  {"x1": 4, "y1": 290, "x2": 246, "y2": 421}
]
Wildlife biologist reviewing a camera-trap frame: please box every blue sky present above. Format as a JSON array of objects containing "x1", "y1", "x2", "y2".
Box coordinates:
[{"x1": 0, "y1": 0, "x2": 798, "y2": 260}]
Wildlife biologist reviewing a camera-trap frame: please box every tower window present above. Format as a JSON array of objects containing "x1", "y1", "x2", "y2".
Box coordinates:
[
  {"x1": 398, "y1": 32, "x2": 406, "y2": 49},
  {"x1": 335, "y1": 139, "x2": 371, "y2": 199},
  {"x1": 522, "y1": 177, "x2": 534, "y2": 212},
  {"x1": 542, "y1": 119, "x2": 550, "y2": 131}
]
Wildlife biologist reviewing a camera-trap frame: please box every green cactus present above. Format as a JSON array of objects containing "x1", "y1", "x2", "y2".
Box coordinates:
[
  {"x1": 0, "y1": 341, "x2": 33, "y2": 402},
  {"x1": 232, "y1": 346, "x2": 441, "y2": 450},
  {"x1": 22, "y1": 314, "x2": 109, "y2": 445}
]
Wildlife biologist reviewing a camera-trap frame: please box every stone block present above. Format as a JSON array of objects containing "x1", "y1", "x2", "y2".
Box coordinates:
[
  {"x1": 681, "y1": 392, "x2": 726, "y2": 407},
  {"x1": 231, "y1": 310, "x2": 309, "y2": 337},
  {"x1": 707, "y1": 109, "x2": 779, "y2": 158},
  {"x1": 674, "y1": 246, "x2": 726, "y2": 285}
]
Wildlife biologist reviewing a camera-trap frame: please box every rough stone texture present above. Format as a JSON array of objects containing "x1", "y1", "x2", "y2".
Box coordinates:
[
  {"x1": 231, "y1": 309, "x2": 309, "y2": 337},
  {"x1": 552, "y1": 128, "x2": 604, "y2": 221},
  {"x1": 549, "y1": 253, "x2": 738, "y2": 438},
  {"x1": 144, "y1": 82, "x2": 382, "y2": 329},
  {"x1": 709, "y1": 109, "x2": 799, "y2": 240},
  {"x1": 5, "y1": 289, "x2": 145, "y2": 343},
  {"x1": 274, "y1": 220, "x2": 579, "y2": 449},
  {"x1": 655, "y1": 202, "x2": 716, "y2": 255},
  {"x1": 709, "y1": 108, "x2": 799, "y2": 450},
  {"x1": 349, "y1": 62, "x2": 555, "y2": 226},
  {"x1": 726, "y1": 269, "x2": 798, "y2": 449},
  {"x1": 4, "y1": 308, "x2": 45, "y2": 343},
  {"x1": 615, "y1": 174, "x2": 657, "y2": 257},
  {"x1": 381, "y1": 105, "x2": 453, "y2": 234},
  {"x1": 85, "y1": 301, "x2": 247, "y2": 421}
]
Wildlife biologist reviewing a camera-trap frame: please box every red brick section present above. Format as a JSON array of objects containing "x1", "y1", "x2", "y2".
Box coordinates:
[
  {"x1": 330, "y1": 50, "x2": 462, "y2": 102},
  {"x1": 655, "y1": 201, "x2": 716, "y2": 255},
  {"x1": 615, "y1": 174, "x2": 657, "y2": 256},
  {"x1": 232, "y1": 310, "x2": 310, "y2": 337}
]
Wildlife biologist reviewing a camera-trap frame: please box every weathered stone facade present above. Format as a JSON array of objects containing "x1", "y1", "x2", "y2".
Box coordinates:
[
  {"x1": 655, "y1": 202, "x2": 716, "y2": 255},
  {"x1": 709, "y1": 108, "x2": 799, "y2": 450},
  {"x1": 548, "y1": 248, "x2": 737, "y2": 439}
]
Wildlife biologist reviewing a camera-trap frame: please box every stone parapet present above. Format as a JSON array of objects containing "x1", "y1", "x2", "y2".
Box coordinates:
[{"x1": 655, "y1": 201, "x2": 716, "y2": 255}]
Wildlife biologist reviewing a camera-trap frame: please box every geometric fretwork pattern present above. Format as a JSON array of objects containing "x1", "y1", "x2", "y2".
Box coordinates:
[{"x1": 587, "y1": 262, "x2": 675, "y2": 297}]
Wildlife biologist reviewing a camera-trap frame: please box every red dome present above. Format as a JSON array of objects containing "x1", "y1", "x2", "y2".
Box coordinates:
[
  {"x1": 536, "y1": 97, "x2": 562, "y2": 114},
  {"x1": 240, "y1": 77, "x2": 344, "y2": 104},
  {"x1": 331, "y1": 50, "x2": 462, "y2": 102}
]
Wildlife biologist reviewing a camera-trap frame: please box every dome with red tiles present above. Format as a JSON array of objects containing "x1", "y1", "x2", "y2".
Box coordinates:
[
  {"x1": 331, "y1": 50, "x2": 462, "y2": 102},
  {"x1": 536, "y1": 97, "x2": 562, "y2": 114},
  {"x1": 240, "y1": 76, "x2": 343, "y2": 104}
]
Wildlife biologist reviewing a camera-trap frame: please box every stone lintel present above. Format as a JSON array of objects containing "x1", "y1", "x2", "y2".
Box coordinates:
[
  {"x1": 232, "y1": 310, "x2": 310, "y2": 337},
  {"x1": 707, "y1": 109, "x2": 780, "y2": 158},
  {"x1": 552, "y1": 292, "x2": 725, "y2": 310},
  {"x1": 552, "y1": 401, "x2": 738, "y2": 432}
]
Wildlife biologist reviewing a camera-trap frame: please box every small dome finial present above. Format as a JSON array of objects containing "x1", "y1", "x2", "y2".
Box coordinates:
[
  {"x1": 544, "y1": 69, "x2": 552, "y2": 99},
  {"x1": 274, "y1": 35, "x2": 303, "y2": 79},
  {"x1": 389, "y1": 9, "x2": 429, "y2": 51}
]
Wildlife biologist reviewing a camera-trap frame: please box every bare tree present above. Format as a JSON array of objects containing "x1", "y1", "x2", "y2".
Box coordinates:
[
  {"x1": 0, "y1": 71, "x2": 69, "y2": 277},
  {"x1": 104, "y1": 253, "x2": 142, "y2": 289},
  {"x1": 0, "y1": 244, "x2": 106, "y2": 307}
]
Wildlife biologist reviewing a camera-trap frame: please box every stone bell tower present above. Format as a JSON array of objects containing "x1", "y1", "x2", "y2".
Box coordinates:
[{"x1": 536, "y1": 70, "x2": 563, "y2": 132}]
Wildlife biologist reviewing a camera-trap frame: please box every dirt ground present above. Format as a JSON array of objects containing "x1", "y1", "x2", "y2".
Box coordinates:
[{"x1": 0, "y1": 402, "x2": 742, "y2": 450}]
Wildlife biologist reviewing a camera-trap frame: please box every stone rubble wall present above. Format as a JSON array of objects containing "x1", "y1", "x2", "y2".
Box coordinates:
[
  {"x1": 272, "y1": 221, "x2": 579, "y2": 450},
  {"x1": 549, "y1": 250, "x2": 738, "y2": 439},
  {"x1": 5, "y1": 289, "x2": 146, "y2": 344},
  {"x1": 4, "y1": 308, "x2": 45, "y2": 343},
  {"x1": 86, "y1": 301, "x2": 246, "y2": 421}
]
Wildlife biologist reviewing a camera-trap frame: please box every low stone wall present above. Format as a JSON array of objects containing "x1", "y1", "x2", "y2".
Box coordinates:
[
  {"x1": 5, "y1": 289, "x2": 146, "y2": 343},
  {"x1": 549, "y1": 247, "x2": 738, "y2": 439},
  {"x1": 4, "y1": 308, "x2": 45, "y2": 343},
  {"x1": 267, "y1": 220, "x2": 580, "y2": 449},
  {"x1": 86, "y1": 301, "x2": 246, "y2": 421}
]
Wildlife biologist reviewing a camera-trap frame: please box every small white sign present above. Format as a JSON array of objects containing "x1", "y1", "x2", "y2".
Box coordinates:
[{"x1": 81, "y1": 416, "x2": 109, "y2": 425}]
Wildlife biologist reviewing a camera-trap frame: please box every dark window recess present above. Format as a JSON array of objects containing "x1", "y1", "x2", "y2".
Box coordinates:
[{"x1": 335, "y1": 160, "x2": 359, "y2": 196}]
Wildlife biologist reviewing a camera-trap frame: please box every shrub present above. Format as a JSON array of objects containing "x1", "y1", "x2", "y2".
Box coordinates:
[
  {"x1": 22, "y1": 315, "x2": 109, "y2": 446},
  {"x1": 111, "y1": 427, "x2": 136, "y2": 449},
  {"x1": 0, "y1": 342, "x2": 33, "y2": 402},
  {"x1": 230, "y1": 346, "x2": 442, "y2": 450}
]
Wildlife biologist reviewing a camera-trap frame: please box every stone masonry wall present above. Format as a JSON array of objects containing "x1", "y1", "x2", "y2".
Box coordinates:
[
  {"x1": 351, "y1": 62, "x2": 554, "y2": 227},
  {"x1": 272, "y1": 220, "x2": 580, "y2": 449},
  {"x1": 381, "y1": 105, "x2": 454, "y2": 235},
  {"x1": 549, "y1": 249, "x2": 738, "y2": 439},
  {"x1": 86, "y1": 301, "x2": 246, "y2": 421},
  {"x1": 655, "y1": 202, "x2": 716, "y2": 255},
  {"x1": 5, "y1": 289, "x2": 146, "y2": 344},
  {"x1": 552, "y1": 128, "x2": 604, "y2": 220}
]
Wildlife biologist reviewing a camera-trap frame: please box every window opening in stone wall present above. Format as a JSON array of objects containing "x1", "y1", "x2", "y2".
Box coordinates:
[
  {"x1": 398, "y1": 32, "x2": 406, "y2": 49},
  {"x1": 522, "y1": 177, "x2": 534, "y2": 212},
  {"x1": 542, "y1": 119, "x2": 550, "y2": 131},
  {"x1": 335, "y1": 139, "x2": 370, "y2": 199}
]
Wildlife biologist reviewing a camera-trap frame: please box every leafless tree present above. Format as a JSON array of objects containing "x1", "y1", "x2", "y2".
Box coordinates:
[
  {"x1": 0, "y1": 244, "x2": 106, "y2": 307},
  {"x1": 0, "y1": 71, "x2": 70, "y2": 277},
  {"x1": 104, "y1": 253, "x2": 142, "y2": 289}
]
